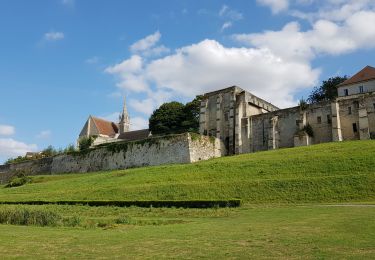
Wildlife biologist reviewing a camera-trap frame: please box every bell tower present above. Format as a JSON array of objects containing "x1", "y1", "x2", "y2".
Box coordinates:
[{"x1": 119, "y1": 96, "x2": 130, "y2": 134}]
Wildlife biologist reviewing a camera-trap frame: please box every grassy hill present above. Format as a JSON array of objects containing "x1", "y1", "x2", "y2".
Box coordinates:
[{"x1": 1, "y1": 140, "x2": 374, "y2": 203}]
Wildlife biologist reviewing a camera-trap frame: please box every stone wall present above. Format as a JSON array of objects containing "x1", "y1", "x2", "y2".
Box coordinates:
[{"x1": 0, "y1": 133, "x2": 223, "y2": 183}]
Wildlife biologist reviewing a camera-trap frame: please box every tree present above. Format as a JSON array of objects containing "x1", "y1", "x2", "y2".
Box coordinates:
[
  {"x1": 307, "y1": 76, "x2": 348, "y2": 104},
  {"x1": 78, "y1": 137, "x2": 94, "y2": 151},
  {"x1": 149, "y1": 96, "x2": 203, "y2": 135},
  {"x1": 149, "y1": 102, "x2": 185, "y2": 135},
  {"x1": 41, "y1": 145, "x2": 58, "y2": 157},
  {"x1": 181, "y1": 95, "x2": 203, "y2": 133}
]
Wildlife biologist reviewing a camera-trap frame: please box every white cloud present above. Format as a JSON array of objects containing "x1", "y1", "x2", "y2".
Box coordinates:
[
  {"x1": 0, "y1": 125, "x2": 15, "y2": 136},
  {"x1": 0, "y1": 138, "x2": 37, "y2": 158},
  {"x1": 257, "y1": 0, "x2": 289, "y2": 14},
  {"x1": 234, "y1": 10, "x2": 375, "y2": 60},
  {"x1": 129, "y1": 98, "x2": 155, "y2": 115},
  {"x1": 130, "y1": 31, "x2": 161, "y2": 53},
  {"x1": 131, "y1": 117, "x2": 148, "y2": 131},
  {"x1": 221, "y1": 22, "x2": 233, "y2": 32},
  {"x1": 44, "y1": 31, "x2": 64, "y2": 41},
  {"x1": 36, "y1": 130, "x2": 51, "y2": 139},
  {"x1": 219, "y1": 5, "x2": 243, "y2": 21}
]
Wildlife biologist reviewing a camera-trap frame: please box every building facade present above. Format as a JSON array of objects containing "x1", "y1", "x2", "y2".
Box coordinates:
[{"x1": 200, "y1": 66, "x2": 375, "y2": 155}]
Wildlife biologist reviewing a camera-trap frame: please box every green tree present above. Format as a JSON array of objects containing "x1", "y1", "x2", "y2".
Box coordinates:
[
  {"x1": 78, "y1": 137, "x2": 94, "y2": 151},
  {"x1": 307, "y1": 76, "x2": 348, "y2": 104},
  {"x1": 181, "y1": 95, "x2": 203, "y2": 133},
  {"x1": 41, "y1": 145, "x2": 58, "y2": 157},
  {"x1": 149, "y1": 102, "x2": 185, "y2": 135}
]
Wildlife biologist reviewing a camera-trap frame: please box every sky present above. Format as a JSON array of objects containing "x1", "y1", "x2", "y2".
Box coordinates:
[{"x1": 1, "y1": 0, "x2": 375, "y2": 163}]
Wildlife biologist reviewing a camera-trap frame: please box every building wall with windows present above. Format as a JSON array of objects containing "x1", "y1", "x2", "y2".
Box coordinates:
[{"x1": 338, "y1": 80, "x2": 375, "y2": 97}]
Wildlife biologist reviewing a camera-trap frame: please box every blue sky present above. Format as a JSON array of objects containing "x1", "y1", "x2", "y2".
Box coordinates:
[{"x1": 1, "y1": 0, "x2": 375, "y2": 163}]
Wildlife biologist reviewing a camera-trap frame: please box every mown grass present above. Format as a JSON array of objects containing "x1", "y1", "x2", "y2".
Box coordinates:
[
  {"x1": 0, "y1": 140, "x2": 374, "y2": 203},
  {"x1": 0, "y1": 204, "x2": 373, "y2": 259}
]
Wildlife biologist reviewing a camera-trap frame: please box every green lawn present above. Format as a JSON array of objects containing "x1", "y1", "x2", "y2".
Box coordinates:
[
  {"x1": 0, "y1": 140, "x2": 374, "y2": 259},
  {"x1": 0, "y1": 140, "x2": 374, "y2": 203},
  {"x1": 0, "y1": 204, "x2": 374, "y2": 259}
]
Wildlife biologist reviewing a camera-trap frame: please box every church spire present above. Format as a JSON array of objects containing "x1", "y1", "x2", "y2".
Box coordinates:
[{"x1": 119, "y1": 96, "x2": 130, "y2": 134}]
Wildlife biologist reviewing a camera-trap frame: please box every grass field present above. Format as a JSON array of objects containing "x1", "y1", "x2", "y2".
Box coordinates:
[
  {"x1": 0, "y1": 140, "x2": 374, "y2": 203},
  {"x1": 0, "y1": 204, "x2": 374, "y2": 259},
  {"x1": 0, "y1": 140, "x2": 374, "y2": 259}
]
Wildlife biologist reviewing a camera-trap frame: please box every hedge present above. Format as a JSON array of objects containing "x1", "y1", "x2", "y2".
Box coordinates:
[{"x1": 0, "y1": 199, "x2": 241, "y2": 208}]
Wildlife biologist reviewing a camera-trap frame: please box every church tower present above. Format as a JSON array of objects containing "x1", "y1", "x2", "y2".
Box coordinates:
[{"x1": 119, "y1": 96, "x2": 130, "y2": 134}]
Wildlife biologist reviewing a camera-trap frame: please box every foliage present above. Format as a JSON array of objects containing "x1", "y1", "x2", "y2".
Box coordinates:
[
  {"x1": 41, "y1": 145, "x2": 59, "y2": 157},
  {"x1": 5, "y1": 156, "x2": 30, "y2": 165},
  {"x1": 307, "y1": 76, "x2": 348, "y2": 103},
  {"x1": 149, "y1": 96, "x2": 202, "y2": 135},
  {"x1": 0, "y1": 207, "x2": 61, "y2": 226},
  {"x1": 63, "y1": 144, "x2": 76, "y2": 153},
  {"x1": 298, "y1": 98, "x2": 308, "y2": 110},
  {"x1": 303, "y1": 123, "x2": 314, "y2": 137},
  {"x1": 78, "y1": 136, "x2": 94, "y2": 151},
  {"x1": 5, "y1": 171, "x2": 31, "y2": 188},
  {"x1": 0, "y1": 140, "x2": 374, "y2": 203},
  {"x1": 0, "y1": 199, "x2": 241, "y2": 208}
]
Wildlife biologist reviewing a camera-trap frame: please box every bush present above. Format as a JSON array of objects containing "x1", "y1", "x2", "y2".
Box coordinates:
[
  {"x1": 78, "y1": 137, "x2": 94, "y2": 151},
  {"x1": 0, "y1": 207, "x2": 61, "y2": 227},
  {"x1": 5, "y1": 171, "x2": 31, "y2": 188},
  {"x1": 0, "y1": 199, "x2": 242, "y2": 208}
]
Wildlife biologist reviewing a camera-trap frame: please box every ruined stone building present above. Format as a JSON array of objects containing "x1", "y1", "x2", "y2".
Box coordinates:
[{"x1": 200, "y1": 65, "x2": 375, "y2": 155}]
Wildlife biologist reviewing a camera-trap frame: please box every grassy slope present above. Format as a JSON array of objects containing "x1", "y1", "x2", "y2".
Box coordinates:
[{"x1": 0, "y1": 140, "x2": 375, "y2": 203}]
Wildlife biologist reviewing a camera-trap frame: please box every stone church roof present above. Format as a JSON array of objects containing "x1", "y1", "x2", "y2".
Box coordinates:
[
  {"x1": 338, "y1": 65, "x2": 375, "y2": 87},
  {"x1": 91, "y1": 116, "x2": 119, "y2": 137}
]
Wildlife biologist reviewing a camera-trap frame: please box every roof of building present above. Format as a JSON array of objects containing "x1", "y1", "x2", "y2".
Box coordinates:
[
  {"x1": 91, "y1": 116, "x2": 119, "y2": 137},
  {"x1": 338, "y1": 65, "x2": 375, "y2": 87},
  {"x1": 117, "y1": 129, "x2": 150, "y2": 141}
]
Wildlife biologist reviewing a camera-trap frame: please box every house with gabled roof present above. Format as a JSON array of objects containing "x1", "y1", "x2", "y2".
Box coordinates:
[{"x1": 78, "y1": 97, "x2": 151, "y2": 146}]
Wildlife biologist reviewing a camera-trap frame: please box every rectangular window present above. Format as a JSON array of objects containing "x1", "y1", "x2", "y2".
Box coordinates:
[
  {"x1": 354, "y1": 101, "x2": 359, "y2": 109},
  {"x1": 317, "y1": 116, "x2": 322, "y2": 124},
  {"x1": 296, "y1": 120, "x2": 301, "y2": 126},
  {"x1": 373, "y1": 103, "x2": 375, "y2": 110},
  {"x1": 359, "y1": 86, "x2": 364, "y2": 93},
  {"x1": 344, "y1": 89, "x2": 349, "y2": 96},
  {"x1": 327, "y1": 115, "x2": 332, "y2": 124},
  {"x1": 353, "y1": 123, "x2": 358, "y2": 133},
  {"x1": 224, "y1": 112, "x2": 229, "y2": 121},
  {"x1": 348, "y1": 106, "x2": 352, "y2": 115}
]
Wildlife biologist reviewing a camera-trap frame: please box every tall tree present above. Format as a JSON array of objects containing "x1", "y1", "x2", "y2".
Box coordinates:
[
  {"x1": 307, "y1": 76, "x2": 348, "y2": 103},
  {"x1": 149, "y1": 102, "x2": 185, "y2": 135},
  {"x1": 149, "y1": 96, "x2": 203, "y2": 135}
]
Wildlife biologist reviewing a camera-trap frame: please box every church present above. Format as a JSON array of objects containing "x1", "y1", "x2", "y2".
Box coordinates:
[{"x1": 78, "y1": 98, "x2": 151, "y2": 146}]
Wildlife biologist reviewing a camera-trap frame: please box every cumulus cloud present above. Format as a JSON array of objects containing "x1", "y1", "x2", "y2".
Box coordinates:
[
  {"x1": 257, "y1": 0, "x2": 289, "y2": 14},
  {"x1": 44, "y1": 31, "x2": 64, "y2": 41},
  {"x1": 233, "y1": 10, "x2": 375, "y2": 60},
  {"x1": 0, "y1": 138, "x2": 37, "y2": 158},
  {"x1": 0, "y1": 125, "x2": 15, "y2": 136}
]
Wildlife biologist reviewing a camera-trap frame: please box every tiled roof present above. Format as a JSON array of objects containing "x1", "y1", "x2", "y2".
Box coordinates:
[
  {"x1": 117, "y1": 129, "x2": 150, "y2": 141},
  {"x1": 338, "y1": 65, "x2": 375, "y2": 87},
  {"x1": 91, "y1": 116, "x2": 118, "y2": 137}
]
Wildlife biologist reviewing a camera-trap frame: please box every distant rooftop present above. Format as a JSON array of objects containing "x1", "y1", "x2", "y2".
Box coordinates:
[{"x1": 338, "y1": 65, "x2": 375, "y2": 87}]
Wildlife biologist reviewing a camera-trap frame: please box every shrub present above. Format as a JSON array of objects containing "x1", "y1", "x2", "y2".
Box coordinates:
[
  {"x1": 5, "y1": 171, "x2": 31, "y2": 188},
  {"x1": 78, "y1": 137, "x2": 94, "y2": 151},
  {"x1": 0, "y1": 207, "x2": 61, "y2": 227}
]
